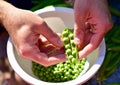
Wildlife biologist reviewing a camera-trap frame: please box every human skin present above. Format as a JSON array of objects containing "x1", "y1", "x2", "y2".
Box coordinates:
[
  {"x1": 0, "y1": 0, "x2": 113, "y2": 66},
  {"x1": 0, "y1": 1, "x2": 67, "y2": 67},
  {"x1": 74, "y1": 0, "x2": 113, "y2": 60}
]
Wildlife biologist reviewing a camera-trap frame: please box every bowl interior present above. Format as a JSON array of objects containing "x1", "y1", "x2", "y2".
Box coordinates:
[{"x1": 7, "y1": 7, "x2": 105, "y2": 85}]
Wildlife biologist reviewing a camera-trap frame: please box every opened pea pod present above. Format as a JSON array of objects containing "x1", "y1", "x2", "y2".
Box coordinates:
[{"x1": 32, "y1": 28, "x2": 87, "y2": 82}]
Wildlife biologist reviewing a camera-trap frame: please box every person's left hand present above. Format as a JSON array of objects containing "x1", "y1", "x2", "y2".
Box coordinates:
[{"x1": 74, "y1": 0, "x2": 113, "y2": 60}]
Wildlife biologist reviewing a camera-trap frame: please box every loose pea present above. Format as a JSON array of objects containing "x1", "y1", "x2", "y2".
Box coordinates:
[
  {"x1": 69, "y1": 55, "x2": 73, "y2": 60},
  {"x1": 63, "y1": 37, "x2": 69, "y2": 44},
  {"x1": 71, "y1": 58, "x2": 76, "y2": 63},
  {"x1": 69, "y1": 33, "x2": 74, "y2": 39},
  {"x1": 66, "y1": 49, "x2": 72, "y2": 56},
  {"x1": 65, "y1": 44, "x2": 71, "y2": 49},
  {"x1": 70, "y1": 40, "x2": 75, "y2": 47},
  {"x1": 62, "y1": 31, "x2": 69, "y2": 37},
  {"x1": 72, "y1": 50, "x2": 77, "y2": 57}
]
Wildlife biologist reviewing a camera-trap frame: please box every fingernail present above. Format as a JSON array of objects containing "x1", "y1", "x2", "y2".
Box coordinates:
[
  {"x1": 58, "y1": 39, "x2": 64, "y2": 47},
  {"x1": 74, "y1": 38, "x2": 80, "y2": 44}
]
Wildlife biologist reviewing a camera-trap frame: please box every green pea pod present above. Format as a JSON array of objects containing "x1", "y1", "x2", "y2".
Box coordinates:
[
  {"x1": 101, "y1": 53, "x2": 120, "y2": 79},
  {"x1": 99, "y1": 16, "x2": 120, "y2": 83},
  {"x1": 110, "y1": 27, "x2": 120, "y2": 44},
  {"x1": 108, "y1": 46, "x2": 120, "y2": 52},
  {"x1": 54, "y1": 3, "x2": 72, "y2": 8},
  {"x1": 105, "y1": 52, "x2": 120, "y2": 68},
  {"x1": 31, "y1": 0, "x2": 64, "y2": 11},
  {"x1": 97, "y1": 52, "x2": 120, "y2": 82},
  {"x1": 104, "y1": 63, "x2": 119, "y2": 79},
  {"x1": 97, "y1": 51, "x2": 112, "y2": 81},
  {"x1": 109, "y1": 6, "x2": 120, "y2": 17},
  {"x1": 105, "y1": 25, "x2": 120, "y2": 43},
  {"x1": 111, "y1": 37, "x2": 120, "y2": 44},
  {"x1": 106, "y1": 83, "x2": 120, "y2": 85}
]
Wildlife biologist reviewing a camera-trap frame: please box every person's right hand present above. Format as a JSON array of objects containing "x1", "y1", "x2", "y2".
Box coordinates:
[{"x1": 1, "y1": 1, "x2": 67, "y2": 67}]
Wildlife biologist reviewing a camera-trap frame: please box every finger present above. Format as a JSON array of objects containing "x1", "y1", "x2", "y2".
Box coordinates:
[
  {"x1": 18, "y1": 43, "x2": 48, "y2": 66},
  {"x1": 79, "y1": 22, "x2": 93, "y2": 49},
  {"x1": 78, "y1": 33, "x2": 104, "y2": 60},
  {"x1": 74, "y1": 1, "x2": 87, "y2": 48},
  {"x1": 74, "y1": 23, "x2": 85, "y2": 49},
  {"x1": 39, "y1": 33, "x2": 62, "y2": 46},
  {"x1": 36, "y1": 22, "x2": 64, "y2": 48},
  {"x1": 78, "y1": 7, "x2": 113, "y2": 60},
  {"x1": 19, "y1": 43, "x2": 66, "y2": 67},
  {"x1": 48, "y1": 54, "x2": 67, "y2": 65}
]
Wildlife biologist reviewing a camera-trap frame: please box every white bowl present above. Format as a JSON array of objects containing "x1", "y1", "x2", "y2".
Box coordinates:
[{"x1": 7, "y1": 7, "x2": 106, "y2": 85}]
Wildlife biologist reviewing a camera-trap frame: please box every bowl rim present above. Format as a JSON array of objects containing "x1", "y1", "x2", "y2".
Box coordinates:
[{"x1": 7, "y1": 7, "x2": 106, "y2": 85}]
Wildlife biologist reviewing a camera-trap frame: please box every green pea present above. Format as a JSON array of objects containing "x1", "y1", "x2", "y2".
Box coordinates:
[
  {"x1": 71, "y1": 58, "x2": 76, "y2": 63},
  {"x1": 68, "y1": 55, "x2": 73, "y2": 60},
  {"x1": 65, "y1": 44, "x2": 71, "y2": 49},
  {"x1": 32, "y1": 28, "x2": 87, "y2": 82},
  {"x1": 62, "y1": 31, "x2": 69, "y2": 37},
  {"x1": 63, "y1": 37, "x2": 69, "y2": 44},
  {"x1": 69, "y1": 33, "x2": 74, "y2": 39},
  {"x1": 72, "y1": 50, "x2": 77, "y2": 57},
  {"x1": 66, "y1": 49, "x2": 72, "y2": 56},
  {"x1": 70, "y1": 40, "x2": 75, "y2": 47}
]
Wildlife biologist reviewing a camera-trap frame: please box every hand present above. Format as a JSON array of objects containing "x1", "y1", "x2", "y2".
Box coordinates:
[
  {"x1": 1, "y1": 2, "x2": 67, "y2": 67},
  {"x1": 74, "y1": 0, "x2": 113, "y2": 60},
  {"x1": 37, "y1": 35, "x2": 66, "y2": 62}
]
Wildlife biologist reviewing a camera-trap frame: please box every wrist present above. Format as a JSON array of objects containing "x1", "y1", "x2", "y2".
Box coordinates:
[
  {"x1": 0, "y1": 1, "x2": 8, "y2": 24},
  {"x1": 0, "y1": 1, "x2": 16, "y2": 28},
  {"x1": 0, "y1": 0, "x2": 5, "y2": 32}
]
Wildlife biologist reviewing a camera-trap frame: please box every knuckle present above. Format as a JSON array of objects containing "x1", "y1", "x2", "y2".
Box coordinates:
[
  {"x1": 104, "y1": 20, "x2": 113, "y2": 32},
  {"x1": 100, "y1": 21, "x2": 113, "y2": 35},
  {"x1": 42, "y1": 62, "x2": 50, "y2": 67},
  {"x1": 44, "y1": 64, "x2": 50, "y2": 67},
  {"x1": 107, "y1": 22, "x2": 113, "y2": 30},
  {"x1": 33, "y1": 18, "x2": 46, "y2": 29},
  {"x1": 105, "y1": 21, "x2": 113, "y2": 30}
]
